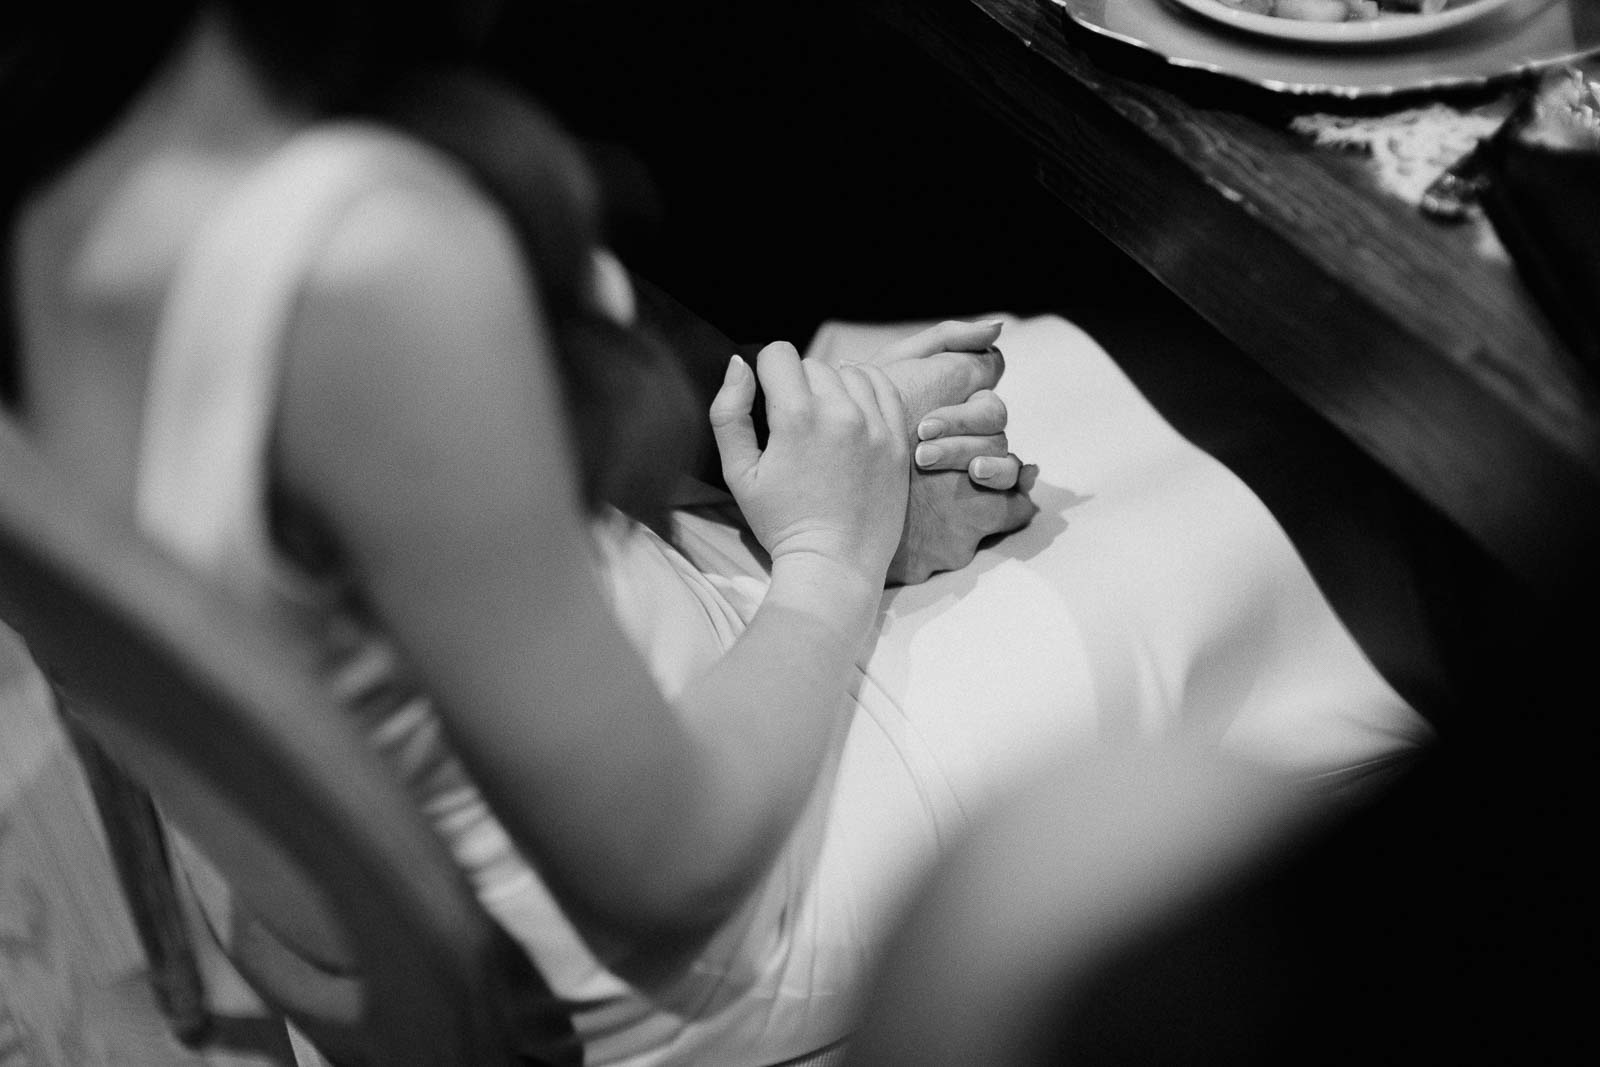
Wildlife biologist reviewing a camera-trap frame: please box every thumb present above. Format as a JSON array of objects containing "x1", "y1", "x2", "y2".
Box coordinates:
[{"x1": 709, "y1": 354, "x2": 760, "y2": 485}]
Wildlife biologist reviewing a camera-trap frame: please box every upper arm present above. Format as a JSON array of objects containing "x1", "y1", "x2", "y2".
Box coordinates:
[{"x1": 273, "y1": 165, "x2": 702, "y2": 928}]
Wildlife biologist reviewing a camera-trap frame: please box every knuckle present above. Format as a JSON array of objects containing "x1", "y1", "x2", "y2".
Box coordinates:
[
  {"x1": 940, "y1": 542, "x2": 978, "y2": 572},
  {"x1": 916, "y1": 322, "x2": 958, "y2": 352},
  {"x1": 972, "y1": 474, "x2": 1007, "y2": 494},
  {"x1": 821, "y1": 395, "x2": 865, "y2": 429},
  {"x1": 838, "y1": 364, "x2": 870, "y2": 392},
  {"x1": 883, "y1": 428, "x2": 910, "y2": 461},
  {"x1": 768, "y1": 399, "x2": 812, "y2": 429},
  {"x1": 960, "y1": 351, "x2": 996, "y2": 392},
  {"x1": 984, "y1": 391, "x2": 1008, "y2": 424},
  {"x1": 857, "y1": 362, "x2": 890, "y2": 387},
  {"x1": 864, "y1": 366, "x2": 902, "y2": 408},
  {"x1": 879, "y1": 338, "x2": 912, "y2": 362}
]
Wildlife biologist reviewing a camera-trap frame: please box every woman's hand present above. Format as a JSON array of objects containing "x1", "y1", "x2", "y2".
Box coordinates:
[{"x1": 711, "y1": 341, "x2": 909, "y2": 585}]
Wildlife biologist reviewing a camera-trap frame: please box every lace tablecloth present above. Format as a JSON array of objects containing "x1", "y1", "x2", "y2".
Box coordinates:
[{"x1": 1291, "y1": 102, "x2": 1510, "y2": 258}]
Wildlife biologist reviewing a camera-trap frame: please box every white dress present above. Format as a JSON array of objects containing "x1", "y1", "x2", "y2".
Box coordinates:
[{"x1": 135, "y1": 124, "x2": 1431, "y2": 1066}]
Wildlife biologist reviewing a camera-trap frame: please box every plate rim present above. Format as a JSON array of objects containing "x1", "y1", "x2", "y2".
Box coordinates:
[
  {"x1": 1166, "y1": 0, "x2": 1517, "y2": 46},
  {"x1": 1048, "y1": 0, "x2": 1599, "y2": 98}
]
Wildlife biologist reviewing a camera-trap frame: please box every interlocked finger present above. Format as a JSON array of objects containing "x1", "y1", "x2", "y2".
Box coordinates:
[
  {"x1": 836, "y1": 364, "x2": 882, "y2": 424},
  {"x1": 802, "y1": 358, "x2": 852, "y2": 406},
  {"x1": 998, "y1": 466, "x2": 1042, "y2": 525},
  {"x1": 914, "y1": 434, "x2": 1011, "y2": 476},
  {"x1": 917, "y1": 388, "x2": 1008, "y2": 441},
  {"x1": 855, "y1": 363, "x2": 910, "y2": 444},
  {"x1": 968, "y1": 452, "x2": 1024, "y2": 491}
]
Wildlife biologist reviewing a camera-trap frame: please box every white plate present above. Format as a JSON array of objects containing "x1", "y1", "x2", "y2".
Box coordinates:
[
  {"x1": 1168, "y1": 0, "x2": 1519, "y2": 45},
  {"x1": 1052, "y1": 0, "x2": 1598, "y2": 97}
]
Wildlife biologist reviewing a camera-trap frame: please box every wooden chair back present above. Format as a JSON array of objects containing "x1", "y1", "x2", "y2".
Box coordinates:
[{"x1": 0, "y1": 420, "x2": 576, "y2": 1066}]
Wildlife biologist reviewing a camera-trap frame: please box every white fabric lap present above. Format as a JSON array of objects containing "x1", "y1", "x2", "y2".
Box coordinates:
[
  {"x1": 680, "y1": 313, "x2": 1428, "y2": 796},
  {"x1": 647, "y1": 314, "x2": 1432, "y2": 1062}
]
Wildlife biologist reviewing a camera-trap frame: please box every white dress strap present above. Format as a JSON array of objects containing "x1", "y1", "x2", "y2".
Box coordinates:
[{"x1": 134, "y1": 123, "x2": 456, "y2": 594}]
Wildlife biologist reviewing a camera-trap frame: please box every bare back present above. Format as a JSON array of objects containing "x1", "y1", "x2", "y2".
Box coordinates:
[{"x1": 11, "y1": 13, "x2": 301, "y2": 512}]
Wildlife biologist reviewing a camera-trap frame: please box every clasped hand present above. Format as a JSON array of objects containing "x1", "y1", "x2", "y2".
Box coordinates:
[
  {"x1": 812, "y1": 319, "x2": 1040, "y2": 585},
  {"x1": 710, "y1": 342, "x2": 910, "y2": 583},
  {"x1": 712, "y1": 319, "x2": 1039, "y2": 587}
]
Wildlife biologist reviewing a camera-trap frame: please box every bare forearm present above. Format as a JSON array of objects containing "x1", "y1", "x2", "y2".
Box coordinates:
[{"x1": 623, "y1": 555, "x2": 879, "y2": 933}]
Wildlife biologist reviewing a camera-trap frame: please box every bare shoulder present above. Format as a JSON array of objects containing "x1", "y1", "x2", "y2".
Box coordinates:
[
  {"x1": 293, "y1": 135, "x2": 542, "y2": 385},
  {"x1": 310, "y1": 135, "x2": 529, "y2": 302},
  {"x1": 273, "y1": 133, "x2": 580, "y2": 556}
]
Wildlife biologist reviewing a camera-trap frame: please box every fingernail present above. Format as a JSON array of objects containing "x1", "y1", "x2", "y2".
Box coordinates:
[
  {"x1": 915, "y1": 443, "x2": 942, "y2": 468},
  {"x1": 971, "y1": 457, "x2": 998, "y2": 479},
  {"x1": 726, "y1": 353, "x2": 748, "y2": 381},
  {"x1": 916, "y1": 418, "x2": 945, "y2": 441},
  {"x1": 1018, "y1": 463, "x2": 1040, "y2": 491},
  {"x1": 981, "y1": 318, "x2": 1005, "y2": 331}
]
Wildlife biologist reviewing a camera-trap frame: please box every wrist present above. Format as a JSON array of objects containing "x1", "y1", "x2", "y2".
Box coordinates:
[{"x1": 766, "y1": 550, "x2": 883, "y2": 639}]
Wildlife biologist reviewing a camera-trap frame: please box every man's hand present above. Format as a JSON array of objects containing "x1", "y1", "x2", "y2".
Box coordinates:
[
  {"x1": 815, "y1": 319, "x2": 1020, "y2": 488},
  {"x1": 812, "y1": 318, "x2": 1041, "y2": 585},
  {"x1": 890, "y1": 465, "x2": 1040, "y2": 585}
]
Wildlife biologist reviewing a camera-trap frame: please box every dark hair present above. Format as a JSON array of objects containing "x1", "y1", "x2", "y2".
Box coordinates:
[
  {"x1": 378, "y1": 70, "x2": 702, "y2": 534},
  {"x1": 1, "y1": 0, "x2": 700, "y2": 531}
]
